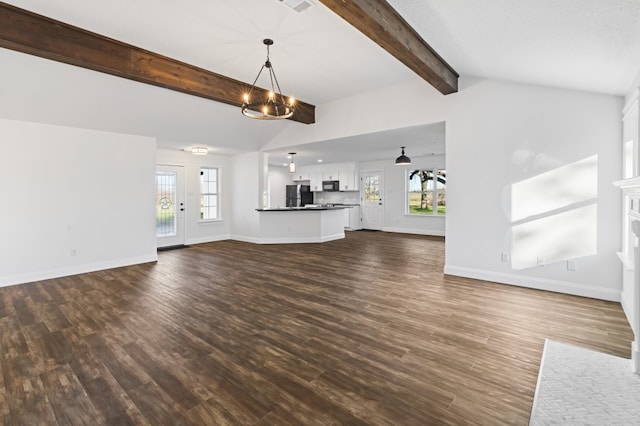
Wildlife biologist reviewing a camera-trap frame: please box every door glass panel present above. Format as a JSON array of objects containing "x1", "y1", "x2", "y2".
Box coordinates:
[
  {"x1": 156, "y1": 171, "x2": 177, "y2": 237},
  {"x1": 364, "y1": 176, "x2": 380, "y2": 203}
]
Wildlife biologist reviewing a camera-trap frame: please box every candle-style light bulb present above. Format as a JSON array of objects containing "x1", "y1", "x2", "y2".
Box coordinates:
[
  {"x1": 268, "y1": 91, "x2": 274, "y2": 100},
  {"x1": 243, "y1": 93, "x2": 249, "y2": 103},
  {"x1": 289, "y1": 97, "x2": 295, "y2": 106},
  {"x1": 263, "y1": 106, "x2": 268, "y2": 115}
]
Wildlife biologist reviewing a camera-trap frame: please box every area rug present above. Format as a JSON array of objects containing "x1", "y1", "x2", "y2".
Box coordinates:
[{"x1": 530, "y1": 339, "x2": 640, "y2": 425}]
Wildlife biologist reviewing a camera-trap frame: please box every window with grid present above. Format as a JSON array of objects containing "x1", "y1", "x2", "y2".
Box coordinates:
[
  {"x1": 200, "y1": 167, "x2": 219, "y2": 220},
  {"x1": 407, "y1": 169, "x2": 446, "y2": 216}
]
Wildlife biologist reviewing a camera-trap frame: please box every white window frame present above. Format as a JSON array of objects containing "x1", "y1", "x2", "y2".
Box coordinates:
[
  {"x1": 406, "y1": 169, "x2": 446, "y2": 217},
  {"x1": 200, "y1": 167, "x2": 221, "y2": 222}
]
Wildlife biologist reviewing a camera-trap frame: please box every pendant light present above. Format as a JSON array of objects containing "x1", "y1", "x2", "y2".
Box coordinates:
[
  {"x1": 395, "y1": 146, "x2": 411, "y2": 165},
  {"x1": 288, "y1": 152, "x2": 296, "y2": 173},
  {"x1": 242, "y1": 39, "x2": 295, "y2": 120}
]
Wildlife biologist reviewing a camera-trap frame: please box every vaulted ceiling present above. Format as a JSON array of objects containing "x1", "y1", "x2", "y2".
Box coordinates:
[
  {"x1": 388, "y1": 0, "x2": 640, "y2": 96},
  {"x1": 2, "y1": 0, "x2": 639, "y2": 164}
]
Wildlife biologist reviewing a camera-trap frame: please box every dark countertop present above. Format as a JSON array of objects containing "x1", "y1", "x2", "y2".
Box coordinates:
[{"x1": 256, "y1": 206, "x2": 349, "y2": 212}]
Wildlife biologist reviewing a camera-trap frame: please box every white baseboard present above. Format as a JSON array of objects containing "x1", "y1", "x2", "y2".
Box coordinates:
[
  {"x1": 444, "y1": 264, "x2": 620, "y2": 302},
  {"x1": 0, "y1": 253, "x2": 158, "y2": 288},
  {"x1": 383, "y1": 227, "x2": 445, "y2": 237},
  {"x1": 229, "y1": 235, "x2": 261, "y2": 244},
  {"x1": 255, "y1": 233, "x2": 345, "y2": 244},
  {"x1": 186, "y1": 234, "x2": 231, "y2": 245}
]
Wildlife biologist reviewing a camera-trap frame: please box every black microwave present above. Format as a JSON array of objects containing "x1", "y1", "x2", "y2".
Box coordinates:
[{"x1": 322, "y1": 180, "x2": 339, "y2": 191}]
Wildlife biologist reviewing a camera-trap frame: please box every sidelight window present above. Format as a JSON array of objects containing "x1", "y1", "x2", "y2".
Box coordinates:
[
  {"x1": 200, "y1": 167, "x2": 219, "y2": 220},
  {"x1": 407, "y1": 169, "x2": 446, "y2": 216}
]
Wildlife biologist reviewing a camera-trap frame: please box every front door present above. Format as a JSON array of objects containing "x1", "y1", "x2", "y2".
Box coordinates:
[
  {"x1": 361, "y1": 170, "x2": 384, "y2": 230},
  {"x1": 156, "y1": 165, "x2": 185, "y2": 248}
]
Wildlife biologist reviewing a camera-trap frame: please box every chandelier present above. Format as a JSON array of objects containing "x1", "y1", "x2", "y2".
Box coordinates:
[{"x1": 242, "y1": 39, "x2": 295, "y2": 120}]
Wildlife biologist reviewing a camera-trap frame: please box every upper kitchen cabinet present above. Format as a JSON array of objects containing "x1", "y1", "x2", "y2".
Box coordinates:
[
  {"x1": 322, "y1": 167, "x2": 339, "y2": 181},
  {"x1": 308, "y1": 165, "x2": 323, "y2": 192},
  {"x1": 338, "y1": 162, "x2": 359, "y2": 191},
  {"x1": 292, "y1": 166, "x2": 310, "y2": 181},
  {"x1": 301, "y1": 162, "x2": 359, "y2": 191}
]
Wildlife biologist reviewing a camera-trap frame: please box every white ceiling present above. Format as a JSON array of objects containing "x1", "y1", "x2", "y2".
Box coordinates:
[
  {"x1": 3, "y1": 0, "x2": 640, "y2": 163},
  {"x1": 387, "y1": 0, "x2": 640, "y2": 96}
]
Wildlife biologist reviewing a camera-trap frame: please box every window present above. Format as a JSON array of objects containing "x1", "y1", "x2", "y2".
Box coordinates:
[
  {"x1": 407, "y1": 169, "x2": 446, "y2": 216},
  {"x1": 364, "y1": 175, "x2": 381, "y2": 203},
  {"x1": 200, "y1": 167, "x2": 219, "y2": 220}
]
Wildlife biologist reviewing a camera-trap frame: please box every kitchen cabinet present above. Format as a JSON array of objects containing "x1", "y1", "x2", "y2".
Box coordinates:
[
  {"x1": 322, "y1": 167, "x2": 339, "y2": 181},
  {"x1": 339, "y1": 162, "x2": 359, "y2": 191},
  {"x1": 292, "y1": 167, "x2": 310, "y2": 181},
  {"x1": 340, "y1": 206, "x2": 362, "y2": 230},
  {"x1": 306, "y1": 162, "x2": 359, "y2": 191},
  {"x1": 348, "y1": 206, "x2": 361, "y2": 230},
  {"x1": 256, "y1": 208, "x2": 345, "y2": 243},
  {"x1": 309, "y1": 166, "x2": 323, "y2": 192}
]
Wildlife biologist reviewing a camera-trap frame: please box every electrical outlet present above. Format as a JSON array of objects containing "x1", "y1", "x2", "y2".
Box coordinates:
[
  {"x1": 501, "y1": 253, "x2": 509, "y2": 262},
  {"x1": 537, "y1": 257, "x2": 545, "y2": 267},
  {"x1": 567, "y1": 260, "x2": 577, "y2": 271}
]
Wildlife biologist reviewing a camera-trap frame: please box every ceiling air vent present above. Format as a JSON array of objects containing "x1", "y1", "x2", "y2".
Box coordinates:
[{"x1": 278, "y1": 0, "x2": 314, "y2": 13}]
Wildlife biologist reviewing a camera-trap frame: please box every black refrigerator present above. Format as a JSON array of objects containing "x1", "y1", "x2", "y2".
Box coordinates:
[{"x1": 286, "y1": 185, "x2": 313, "y2": 207}]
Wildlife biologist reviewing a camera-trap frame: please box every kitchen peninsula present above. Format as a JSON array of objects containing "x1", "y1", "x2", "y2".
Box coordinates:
[{"x1": 255, "y1": 206, "x2": 347, "y2": 244}]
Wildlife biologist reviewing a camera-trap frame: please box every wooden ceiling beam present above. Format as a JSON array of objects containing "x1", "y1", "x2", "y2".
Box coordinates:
[
  {"x1": 319, "y1": 0, "x2": 458, "y2": 95},
  {"x1": 0, "y1": 3, "x2": 315, "y2": 124}
]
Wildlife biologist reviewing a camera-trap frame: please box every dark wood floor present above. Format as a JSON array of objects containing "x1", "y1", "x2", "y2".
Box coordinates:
[{"x1": 0, "y1": 231, "x2": 633, "y2": 425}]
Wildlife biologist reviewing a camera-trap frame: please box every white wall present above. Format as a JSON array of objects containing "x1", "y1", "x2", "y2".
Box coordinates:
[
  {"x1": 626, "y1": 70, "x2": 640, "y2": 105},
  {"x1": 263, "y1": 78, "x2": 449, "y2": 152},
  {"x1": 156, "y1": 149, "x2": 231, "y2": 244},
  {"x1": 230, "y1": 152, "x2": 267, "y2": 242},
  {"x1": 359, "y1": 155, "x2": 446, "y2": 236},
  {"x1": 268, "y1": 166, "x2": 292, "y2": 208},
  {"x1": 446, "y1": 79, "x2": 622, "y2": 301},
  {"x1": 265, "y1": 76, "x2": 623, "y2": 301},
  {"x1": 0, "y1": 119, "x2": 157, "y2": 286}
]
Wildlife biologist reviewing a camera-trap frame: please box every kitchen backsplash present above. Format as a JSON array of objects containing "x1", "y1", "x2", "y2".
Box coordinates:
[{"x1": 314, "y1": 191, "x2": 360, "y2": 205}]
